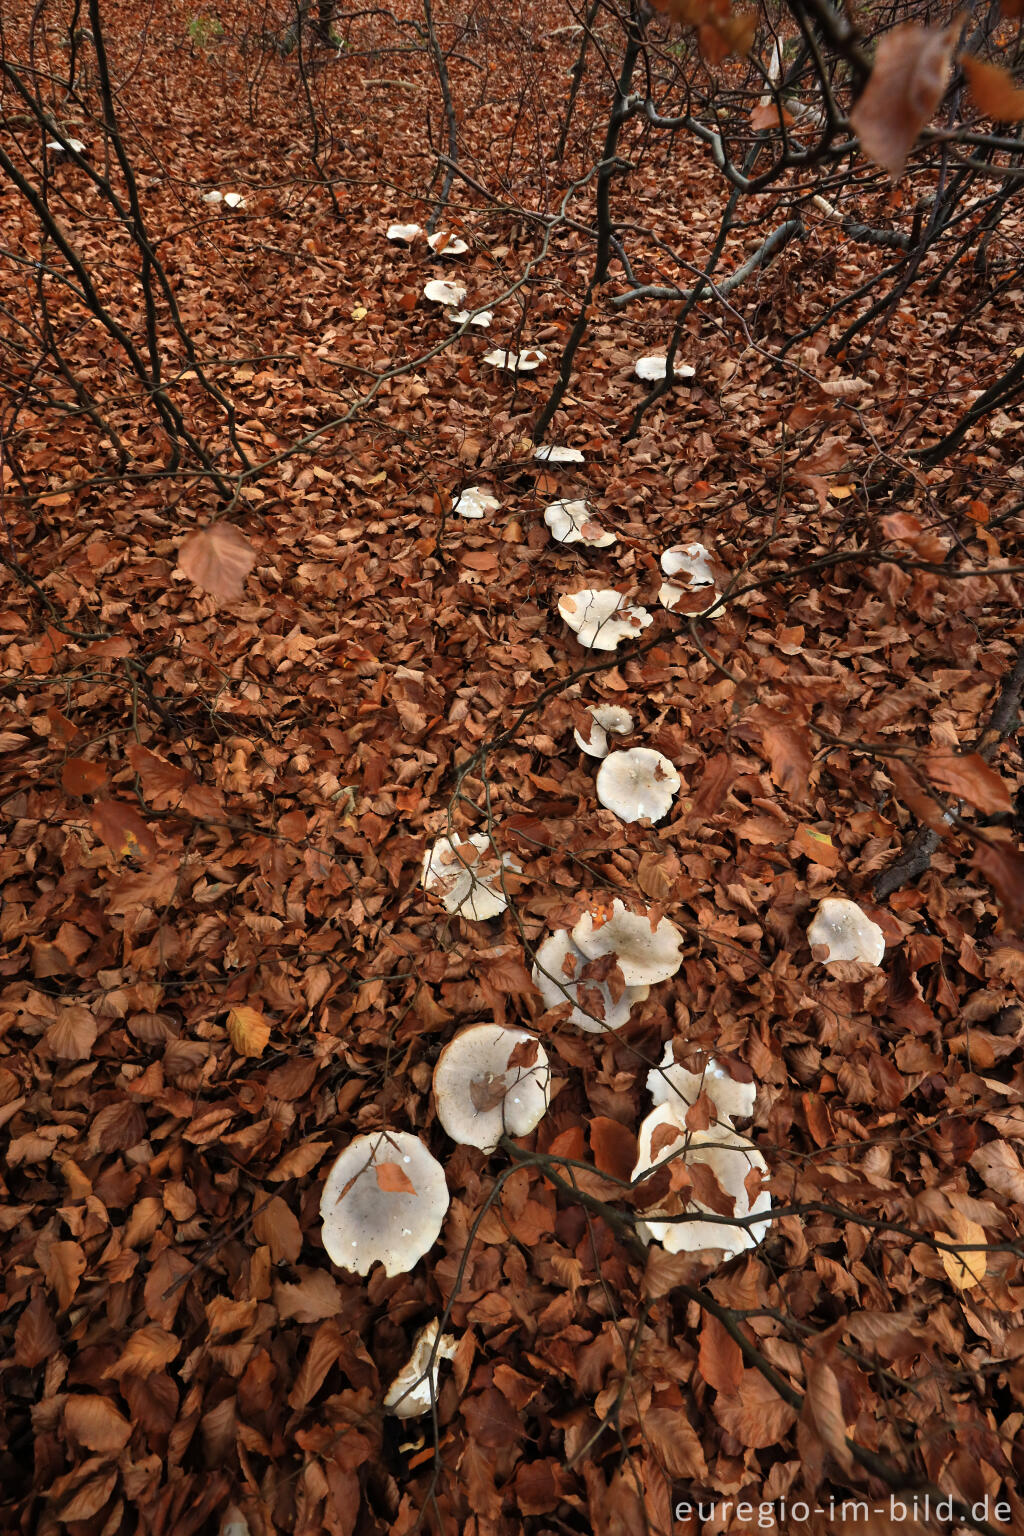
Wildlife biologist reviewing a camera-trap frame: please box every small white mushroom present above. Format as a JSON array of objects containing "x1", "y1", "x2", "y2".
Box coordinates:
[
  {"x1": 572, "y1": 899, "x2": 684, "y2": 987},
  {"x1": 46, "y1": 136, "x2": 86, "y2": 156},
  {"x1": 631, "y1": 1104, "x2": 772, "y2": 1260},
  {"x1": 453, "y1": 486, "x2": 500, "y2": 519},
  {"x1": 223, "y1": 192, "x2": 246, "y2": 210},
  {"x1": 482, "y1": 348, "x2": 546, "y2": 372},
  {"x1": 533, "y1": 445, "x2": 584, "y2": 464},
  {"x1": 659, "y1": 542, "x2": 720, "y2": 617},
  {"x1": 427, "y1": 231, "x2": 469, "y2": 256},
  {"x1": 320, "y1": 1132, "x2": 449, "y2": 1276},
  {"x1": 596, "y1": 747, "x2": 680, "y2": 824},
  {"x1": 201, "y1": 189, "x2": 224, "y2": 204},
  {"x1": 807, "y1": 897, "x2": 885, "y2": 967},
  {"x1": 544, "y1": 500, "x2": 616, "y2": 548},
  {"x1": 647, "y1": 1043, "x2": 756, "y2": 1126},
  {"x1": 424, "y1": 279, "x2": 468, "y2": 307},
  {"x1": 387, "y1": 221, "x2": 423, "y2": 242},
  {"x1": 573, "y1": 704, "x2": 633, "y2": 758},
  {"x1": 557, "y1": 589, "x2": 652, "y2": 651},
  {"x1": 422, "y1": 832, "x2": 521, "y2": 921},
  {"x1": 635, "y1": 355, "x2": 696, "y2": 382},
  {"x1": 447, "y1": 308, "x2": 493, "y2": 328},
  {"x1": 433, "y1": 1025, "x2": 550, "y2": 1152},
  {"x1": 532, "y1": 929, "x2": 649, "y2": 1032},
  {"x1": 384, "y1": 1319, "x2": 458, "y2": 1417}
]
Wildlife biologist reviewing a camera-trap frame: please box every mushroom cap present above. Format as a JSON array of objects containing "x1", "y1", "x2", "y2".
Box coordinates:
[
  {"x1": 47, "y1": 136, "x2": 86, "y2": 154},
  {"x1": 320, "y1": 1131, "x2": 449, "y2": 1276},
  {"x1": 596, "y1": 747, "x2": 680, "y2": 824},
  {"x1": 427, "y1": 231, "x2": 469, "y2": 255},
  {"x1": 808, "y1": 897, "x2": 885, "y2": 966},
  {"x1": 383, "y1": 1318, "x2": 458, "y2": 1418},
  {"x1": 447, "y1": 308, "x2": 493, "y2": 328},
  {"x1": 433, "y1": 1025, "x2": 550, "y2": 1152},
  {"x1": 201, "y1": 189, "x2": 224, "y2": 204},
  {"x1": 453, "y1": 486, "x2": 500, "y2": 519},
  {"x1": 424, "y1": 279, "x2": 467, "y2": 307},
  {"x1": 533, "y1": 445, "x2": 584, "y2": 463},
  {"x1": 647, "y1": 1042, "x2": 756, "y2": 1126},
  {"x1": 544, "y1": 500, "x2": 616, "y2": 548},
  {"x1": 422, "y1": 833, "x2": 521, "y2": 920},
  {"x1": 223, "y1": 192, "x2": 246, "y2": 209},
  {"x1": 658, "y1": 543, "x2": 720, "y2": 617},
  {"x1": 532, "y1": 929, "x2": 649, "y2": 1032},
  {"x1": 482, "y1": 347, "x2": 546, "y2": 371},
  {"x1": 557, "y1": 589, "x2": 652, "y2": 651},
  {"x1": 387, "y1": 221, "x2": 422, "y2": 242},
  {"x1": 572, "y1": 899, "x2": 684, "y2": 987},
  {"x1": 573, "y1": 704, "x2": 633, "y2": 758},
  {"x1": 635, "y1": 355, "x2": 696, "y2": 382},
  {"x1": 631, "y1": 1104, "x2": 772, "y2": 1259}
]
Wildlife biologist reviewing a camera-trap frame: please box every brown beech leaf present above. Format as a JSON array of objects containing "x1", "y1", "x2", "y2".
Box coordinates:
[
  {"x1": 698, "y1": 1313, "x2": 744, "y2": 1394},
  {"x1": 760, "y1": 721, "x2": 812, "y2": 800},
  {"x1": 941, "y1": 1212, "x2": 988, "y2": 1290},
  {"x1": 253, "y1": 1194, "x2": 303, "y2": 1264},
  {"x1": 714, "y1": 1369, "x2": 798, "y2": 1447},
  {"x1": 104, "y1": 1325, "x2": 181, "y2": 1378},
  {"x1": 64, "y1": 1394, "x2": 133, "y2": 1453},
  {"x1": 376, "y1": 1160, "x2": 416, "y2": 1194},
  {"x1": 589, "y1": 1116, "x2": 638, "y2": 1182},
  {"x1": 925, "y1": 751, "x2": 1012, "y2": 815},
  {"x1": 61, "y1": 757, "x2": 108, "y2": 795},
  {"x1": 850, "y1": 20, "x2": 960, "y2": 176},
  {"x1": 227, "y1": 1004, "x2": 271, "y2": 1057},
  {"x1": 15, "y1": 1289, "x2": 59, "y2": 1367},
  {"x1": 972, "y1": 840, "x2": 1024, "y2": 928},
  {"x1": 961, "y1": 54, "x2": 1024, "y2": 121},
  {"x1": 750, "y1": 100, "x2": 794, "y2": 130},
  {"x1": 177, "y1": 522, "x2": 257, "y2": 602},
  {"x1": 44, "y1": 1005, "x2": 98, "y2": 1061},
  {"x1": 802, "y1": 1356, "x2": 854, "y2": 1473},
  {"x1": 43, "y1": 1240, "x2": 87, "y2": 1310},
  {"x1": 90, "y1": 799, "x2": 157, "y2": 862}
]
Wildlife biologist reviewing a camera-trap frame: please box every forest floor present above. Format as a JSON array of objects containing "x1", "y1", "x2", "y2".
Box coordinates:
[{"x1": 2, "y1": 0, "x2": 1024, "y2": 1532}]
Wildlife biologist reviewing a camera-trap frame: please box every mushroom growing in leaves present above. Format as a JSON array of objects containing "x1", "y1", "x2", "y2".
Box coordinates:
[
  {"x1": 424, "y1": 278, "x2": 468, "y2": 308},
  {"x1": 46, "y1": 136, "x2": 86, "y2": 159},
  {"x1": 573, "y1": 704, "x2": 633, "y2": 758},
  {"x1": 545, "y1": 501, "x2": 616, "y2": 548},
  {"x1": 447, "y1": 308, "x2": 493, "y2": 328},
  {"x1": 532, "y1": 929, "x2": 649, "y2": 1032},
  {"x1": 482, "y1": 348, "x2": 546, "y2": 372},
  {"x1": 659, "y1": 543, "x2": 720, "y2": 617},
  {"x1": 383, "y1": 1319, "x2": 458, "y2": 1417},
  {"x1": 571, "y1": 899, "x2": 684, "y2": 986},
  {"x1": 807, "y1": 897, "x2": 886, "y2": 966},
  {"x1": 427, "y1": 231, "x2": 469, "y2": 256},
  {"x1": 223, "y1": 192, "x2": 246, "y2": 209},
  {"x1": 647, "y1": 1042, "x2": 756, "y2": 1126},
  {"x1": 631, "y1": 1104, "x2": 772, "y2": 1261},
  {"x1": 635, "y1": 355, "x2": 695, "y2": 382},
  {"x1": 558, "y1": 589, "x2": 652, "y2": 651},
  {"x1": 534, "y1": 445, "x2": 584, "y2": 464},
  {"x1": 433, "y1": 1025, "x2": 550, "y2": 1152},
  {"x1": 387, "y1": 222, "x2": 423, "y2": 242},
  {"x1": 596, "y1": 747, "x2": 681, "y2": 824},
  {"x1": 320, "y1": 1131, "x2": 449, "y2": 1276},
  {"x1": 453, "y1": 486, "x2": 500, "y2": 519},
  {"x1": 422, "y1": 832, "x2": 521, "y2": 920}
]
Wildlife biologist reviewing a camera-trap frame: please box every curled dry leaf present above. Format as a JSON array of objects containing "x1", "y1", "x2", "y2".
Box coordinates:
[
  {"x1": 849, "y1": 20, "x2": 960, "y2": 177},
  {"x1": 177, "y1": 522, "x2": 257, "y2": 602}
]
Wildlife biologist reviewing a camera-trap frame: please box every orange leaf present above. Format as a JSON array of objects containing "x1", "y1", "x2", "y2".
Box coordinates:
[
  {"x1": 104, "y1": 1325, "x2": 181, "y2": 1378},
  {"x1": 90, "y1": 799, "x2": 157, "y2": 861},
  {"x1": 925, "y1": 752, "x2": 1013, "y2": 815},
  {"x1": 64, "y1": 1393, "x2": 133, "y2": 1453},
  {"x1": 44, "y1": 1005, "x2": 98, "y2": 1061},
  {"x1": 61, "y1": 757, "x2": 107, "y2": 795},
  {"x1": 850, "y1": 20, "x2": 960, "y2": 176},
  {"x1": 376, "y1": 1160, "x2": 417, "y2": 1194},
  {"x1": 227, "y1": 1005, "x2": 271, "y2": 1057},
  {"x1": 698, "y1": 1313, "x2": 744, "y2": 1393},
  {"x1": 961, "y1": 54, "x2": 1024, "y2": 121},
  {"x1": 589, "y1": 1117, "x2": 638, "y2": 1181},
  {"x1": 972, "y1": 840, "x2": 1024, "y2": 928},
  {"x1": 177, "y1": 522, "x2": 256, "y2": 602},
  {"x1": 750, "y1": 100, "x2": 794, "y2": 130}
]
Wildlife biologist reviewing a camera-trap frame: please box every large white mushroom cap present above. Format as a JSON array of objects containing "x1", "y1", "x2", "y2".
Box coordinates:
[
  {"x1": 647, "y1": 1042, "x2": 756, "y2": 1126},
  {"x1": 558, "y1": 589, "x2": 652, "y2": 651},
  {"x1": 424, "y1": 278, "x2": 467, "y2": 307},
  {"x1": 427, "y1": 231, "x2": 469, "y2": 255},
  {"x1": 631, "y1": 1104, "x2": 772, "y2": 1259},
  {"x1": 422, "y1": 833, "x2": 521, "y2": 921},
  {"x1": 659, "y1": 543, "x2": 720, "y2": 617},
  {"x1": 635, "y1": 355, "x2": 696, "y2": 382},
  {"x1": 384, "y1": 1319, "x2": 458, "y2": 1417},
  {"x1": 808, "y1": 897, "x2": 885, "y2": 966},
  {"x1": 453, "y1": 486, "x2": 500, "y2": 519},
  {"x1": 596, "y1": 747, "x2": 680, "y2": 824},
  {"x1": 320, "y1": 1132, "x2": 449, "y2": 1276},
  {"x1": 387, "y1": 221, "x2": 423, "y2": 242},
  {"x1": 447, "y1": 308, "x2": 493, "y2": 328},
  {"x1": 533, "y1": 445, "x2": 584, "y2": 464},
  {"x1": 202, "y1": 189, "x2": 224, "y2": 204},
  {"x1": 433, "y1": 1025, "x2": 550, "y2": 1152},
  {"x1": 545, "y1": 500, "x2": 616, "y2": 548},
  {"x1": 223, "y1": 192, "x2": 246, "y2": 209},
  {"x1": 572, "y1": 899, "x2": 684, "y2": 987},
  {"x1": 532, "y1": 929, "x2": 649, "y2": 1032},
  {"x1": 46, "y1": 136, "x2": 86, "y2": 154},
  {"x1": 482, "y1": 347, "x2": 546, "y2": 372},
  {"x1": 573, "y1": 704, "x2": 633, "y2": 758}
]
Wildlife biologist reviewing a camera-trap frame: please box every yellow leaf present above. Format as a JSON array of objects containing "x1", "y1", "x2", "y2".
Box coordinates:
[
  {"x1": 352, "y1": 306, "x2": 368, "y2": 320},
  {"x1": 227, "y1": 1005, "x2": 271, "y2": 1057},
  {"x1": 941, "y1": 1212, "x2": 987, "y2": 1290},
  {"x1": 829, "y1": 484, "x2": 856, "y2": 499}
]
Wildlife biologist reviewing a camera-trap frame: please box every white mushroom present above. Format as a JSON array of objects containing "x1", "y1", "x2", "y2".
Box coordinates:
[
  {"x1": 320, "y1": 1131, "x2": 449, "y2": 1276},
  {"x1": 572, "y1": 899, "x2": 684, "y2": 987},
  {"x1": 447, "y1": 308, "x2": 493, "y2": 328},
  {"x1": 387, "y1": 222, "x2": 423, "y2": 242},
  {"x1": 807, "y1": 897, "x2": 885, "y2": 967},
  {"x1": 659, "y1": 542, "x2": 720, "y2": 617},
  {"x1": 596, "y1": 747, "x2": 680, "y2": 824},
  {"x1": 631, "y1": 1103, "x2": 772, "y2": 1260},
  {"x1": 482, "y1": 348, "x2": 546, "y2": 372},
  {"x1": 544, "y1": 500, "x2": 616, "y2": 548},
  {"x1": 557, "y1": 589, "x2": 652, "y2": 651},
  {"x1": 533, "y1": 445, "x2": 584, "y2": 464},
  {"x1": 422, "y1": 832, "x2": 521, "y2": 921},
  {"x1": 433, "y1": 1025, "x2": 550, "y2": 1152},
  {"x1": 532, "y1": 929, "x2": 649, "y2": 1032},
  {"x1": 635, "y1": 355, "x2": 696, "y2": 382},
  {"x1": 424, "y1": 279, "x2": 468, "y2": 307},
  {"x1": 201, "y1": 189, "x2": 224, "y2": 204},
  {"x1": 384, "y1": 1319, "x2": 458, "y2": 1417},
  {"x1": 223, "y1": 192, "x2": 246, "y2": 210},
  {"x1": 573, "y1": 704, "x2": 633, "y2": 758},
  {"x1": 46, "y1": 136, "x2": 86, "y2": 156},
  {"x1": 453, "y1": 486, "x2": 500, "y2": 519},
  {"x1": 647, "y1": 1042, "x2": 756, "y2": 1126},
  {"x1": 427, "y1": 231, "x2": 469, "y2": 255}
]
